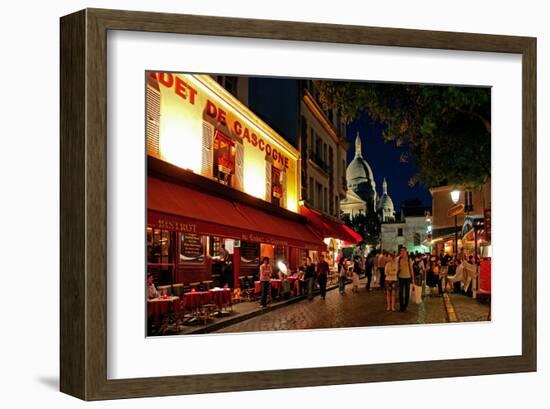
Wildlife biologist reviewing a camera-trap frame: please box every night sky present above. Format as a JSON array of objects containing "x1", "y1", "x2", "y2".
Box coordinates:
[
  {"x1": 241, "y1": 75, "x2": 433, "y2": 209},
  {"x1": 346, "y1": 113, "x2": 432, "y2": 209}
]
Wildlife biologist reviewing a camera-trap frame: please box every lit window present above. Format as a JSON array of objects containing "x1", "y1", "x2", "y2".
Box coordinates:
[{"x1": 213, "y1": 130, "x2": 236, "y2": 187}]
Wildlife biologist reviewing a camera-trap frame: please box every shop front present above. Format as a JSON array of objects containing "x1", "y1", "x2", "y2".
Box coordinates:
[
  {"x1": 147, "y1": 173, "x2": 323, "y2": 288},
  {"x1": 461, "y1": 214, "x2": 491, "y2": 296},
  {"x1": 146, "y1": 72, "x2": 324, "y2": 289}
]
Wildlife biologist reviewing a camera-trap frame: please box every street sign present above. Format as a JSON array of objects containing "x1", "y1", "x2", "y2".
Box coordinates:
[{"x1": 447, "y1": 204, "x2": 465, "y2": 217}]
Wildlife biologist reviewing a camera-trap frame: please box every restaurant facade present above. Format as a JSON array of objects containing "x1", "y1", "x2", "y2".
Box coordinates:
[{"x1": 146, "y1": 72, "x2": 356, "y2": 289}]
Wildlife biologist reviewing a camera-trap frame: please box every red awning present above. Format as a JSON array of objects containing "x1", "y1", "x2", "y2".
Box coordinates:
[
  {"x1": 148, "y1": 176, "x2": 324, "y2": 250},
  {"x1": 341, "y1": 225, "x2": 363, "y2": 246},
  {"x1": 300, "y1": 205, "x2": 362, "y2": 244}
]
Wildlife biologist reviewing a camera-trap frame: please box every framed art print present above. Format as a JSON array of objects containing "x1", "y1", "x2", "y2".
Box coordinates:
[{"x1": 60, "y1": 8, "x2": 536, "y2": 400}]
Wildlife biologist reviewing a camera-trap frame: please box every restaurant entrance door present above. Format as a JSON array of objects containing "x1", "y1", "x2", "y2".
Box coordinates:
[{"x1": 147, "y1": 227, "x2": 177, "y2": 286}]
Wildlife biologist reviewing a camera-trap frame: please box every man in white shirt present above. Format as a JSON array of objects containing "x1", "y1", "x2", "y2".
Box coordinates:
[{"x1": 147, "y1": 274, "x2": 160, "y2": 299}]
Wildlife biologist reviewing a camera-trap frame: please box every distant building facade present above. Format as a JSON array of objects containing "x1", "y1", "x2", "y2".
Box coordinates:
[
  {"x1": 299, "y1": 81, "x2": 348, "y2": 217},
  {"x1": 240, "y1": 78, "x2": 348, "y2": 218},
  {"x1": 380, "y1": 200, "x2": 431, "y2": 253}
]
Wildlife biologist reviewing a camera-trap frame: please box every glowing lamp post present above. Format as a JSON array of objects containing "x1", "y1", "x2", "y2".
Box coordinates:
[{"x1": 450, "y1": 190, "x2": 460, "y2": 255}]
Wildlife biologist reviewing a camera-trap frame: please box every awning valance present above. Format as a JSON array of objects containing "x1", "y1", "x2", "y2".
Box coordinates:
[
  {"x1": 148, "y1": 176, "x2": 325, "y2": 250},
  {"x1": 300, "y1": 205, "x2": 362, "y2": 244}
]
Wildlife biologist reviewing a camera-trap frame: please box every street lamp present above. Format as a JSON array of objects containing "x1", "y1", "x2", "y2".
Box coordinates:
[
  {"x1": 450, "y1": 190, "x2": 460, "y2": 255},
  {"x1": 450, "y1": 190, "x2": 460, "y2": 205}
]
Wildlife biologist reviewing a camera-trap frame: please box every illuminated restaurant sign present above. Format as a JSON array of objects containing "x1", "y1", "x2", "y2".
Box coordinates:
[{"x1": 146, "y1": 72, "x2": 299, "y2": 212}]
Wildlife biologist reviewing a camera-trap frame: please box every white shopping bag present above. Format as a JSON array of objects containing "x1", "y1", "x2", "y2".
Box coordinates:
[{"x1": 410, "y1": 284, "x2": 423, "y2": 304}]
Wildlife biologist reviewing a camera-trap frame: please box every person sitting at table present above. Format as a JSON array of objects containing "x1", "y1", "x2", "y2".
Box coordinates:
[
  {"x1": 259, "y1": 257, "x2": 272, "y2": 307},
  {"x1": 147, "y1": 274, "x2": 160, "y2": 299},
  {"x1": 293, "y1": 267, "x2": 305, "y2": 296}
]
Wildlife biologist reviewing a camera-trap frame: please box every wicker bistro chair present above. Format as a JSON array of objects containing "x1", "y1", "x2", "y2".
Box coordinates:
[
  {"x1": 188, "y1": 281, "x2": 201, "y2": 291},
  {"x1": 171, "y1": 283, "x2": 184, "y2": 299},
  {"x1": 198, "y1": 303, "x2": 217, "y2": 325},
  {"x1": 202, "y1": 280, "x2": 214, "y2": 291},
  {"x1": 157, "y1": 285, "x2": 172, "y2": 296}
]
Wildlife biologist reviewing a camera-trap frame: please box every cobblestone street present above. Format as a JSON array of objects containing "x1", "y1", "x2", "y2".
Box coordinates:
[{"x1": 215, "y1": 278, "x2": 490, "y2": 334}]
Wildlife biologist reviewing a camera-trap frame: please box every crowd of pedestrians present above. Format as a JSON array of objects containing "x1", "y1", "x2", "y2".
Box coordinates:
[
  {"x1": 258, "y1": 247, "x2": 477, "y2": 312},
  {"x1": 333, "y1": 247, "x2": 478, "y2": 312}
]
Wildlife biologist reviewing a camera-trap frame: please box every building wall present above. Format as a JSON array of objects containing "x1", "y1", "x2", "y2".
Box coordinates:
[
  {"x1": 430, "y1": 182, "x2": 491, "y2": 229},
  {"x1": 381, "y1": 216, "x2": 429, "y2": 253},
  {"x1": 300, "y1": 82, "x2": 347, "y2": 218},
  {"x1": 214, "y1": 75, "x2": 249, "y2": 106},
  {"x1": 217, "y1": 77, "x2": 347, "y2": 219},
  {"x1": 340, "y1": 201, "x2": 367, "y2": 219}
]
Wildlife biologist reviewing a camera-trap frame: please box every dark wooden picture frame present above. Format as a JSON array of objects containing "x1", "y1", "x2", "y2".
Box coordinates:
[{"x1": 60, "y1": 8, "x2": 537, "y2": 400}]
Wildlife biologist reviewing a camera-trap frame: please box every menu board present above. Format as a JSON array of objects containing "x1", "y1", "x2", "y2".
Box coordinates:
[
  {"x1": 180, "y1": 233, "x2": 205, "y2": 263},
  {"x1": 240, "y1": 241, "x2": 259, "y2": 265}
]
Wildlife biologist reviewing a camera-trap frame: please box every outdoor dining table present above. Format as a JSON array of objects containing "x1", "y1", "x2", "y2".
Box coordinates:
[
  {"x1": 183, "y1": 291, "x2": 213, "y2": 309},
  {"x1": 147, "y1": 296, "x2": 181, "y2": 320},
  {"x1": 209, "y1": 288, "x2": 233, "y2": 309},
  {"x1": 270, "y1": 279, "x2": 282, "y2": 290},
  {"x1": 254, "y1": 279, "x2": 282, "y2": 294}
]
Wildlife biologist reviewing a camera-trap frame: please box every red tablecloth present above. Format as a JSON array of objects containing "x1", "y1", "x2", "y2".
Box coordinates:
[
  {"x1": 147, "y1": 296, "x2": 180, "y2": 319},
  {"x1": 183, "y1": 291, "x2": 212, "y2": 309},
  {"x1": 209, "y1": 289, "x2": 233, "y2": 308},
  {"x1": 270, "y1": 279, "x2": 282, "y2": 290},
  {"x1": 254, "y1": 279, "x2": 284, "y2": 294}
]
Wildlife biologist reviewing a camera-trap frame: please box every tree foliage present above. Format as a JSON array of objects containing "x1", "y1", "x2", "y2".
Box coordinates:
[
  {"x1": 314, "y1": 81, "x2": 491, "y2": 189},
  {"x1": 341, "y1": 212, "x2": 380, "y2": 247}
]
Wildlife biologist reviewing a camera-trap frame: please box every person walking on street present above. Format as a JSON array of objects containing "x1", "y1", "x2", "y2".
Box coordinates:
[
  {"x1": 316, "y1": 254, "x2": 329, "y2": 299},
  {"x1": 376, "y1": 251, "x2": 387, "y2": 289},
  {"x1": 365, "y1": 251, "x2": 374, "y2": 291},
  {"x1": 352, "y1": 256, "x2": 362, "y2": 293},
  {"x1": 433, "y1": 256, "x2": 443, "y2": 296},
  {"x1": 338, "y1": 257, "x2": 348, "y2": 295},
  {"x1": 304, "y1": 256, "x2": 316, "y2": 301},
  {"x1": 384, "y1": 253, "x2": 398, "y2": 311},
  {"x1": 259, "y1": 256, "x2": 272, "y2": 307},
  {"x1": 396, "y1": 247, "x2": 415, "y2": 312}
]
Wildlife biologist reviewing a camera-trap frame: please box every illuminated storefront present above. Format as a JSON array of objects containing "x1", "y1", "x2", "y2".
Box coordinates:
[
  {"x1": 147, "y1": 72, "x2": 299, "y2": 212},
  {"x1": 146, "y1": 72, "x2": 323, "y2": 288}
]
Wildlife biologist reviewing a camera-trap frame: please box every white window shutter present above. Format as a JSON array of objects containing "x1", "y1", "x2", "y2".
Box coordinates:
[
  {"x1": 265, "y1": 161, "x2": 272, "y2": 202},
  {"x1": 235, "y1": 142, "x2": 244, "y2": 190},
  {"x1": 146, "y1": 85, "x2": 160, "y2": 156},
  {"x1": 201, "y1": 121, "x2": 214, "y2": 177}
]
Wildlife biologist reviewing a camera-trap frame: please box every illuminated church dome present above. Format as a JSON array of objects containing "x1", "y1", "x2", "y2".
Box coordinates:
[
  {"x1": 377, "y1": 177, "x2": 395, "y2": 222},
  {"x1": 346, "y1": 132, "x2": 377, "y2": 211}
]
